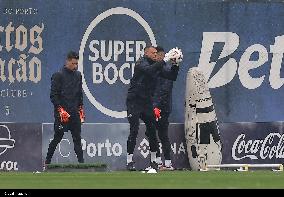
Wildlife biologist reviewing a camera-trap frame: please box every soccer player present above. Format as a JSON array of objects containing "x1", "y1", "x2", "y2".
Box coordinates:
[
  {"x1": 45, "y1": 51, "x2": 85, "y2": 165},
  {"x1": 126, "y1": 45, "x2": 180, "y2": 171},
  {"x1": 152, "y1": 46, "x2": 181, "y2": 170}
]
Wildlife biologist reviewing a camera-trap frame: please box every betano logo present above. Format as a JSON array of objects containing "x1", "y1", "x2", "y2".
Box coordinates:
[
  {"x1": 198, "y1": 32, "x2": 284, "y2": 89},
  {"x1": 79, "y1": 7, "x2": 157, "y2": 119}
]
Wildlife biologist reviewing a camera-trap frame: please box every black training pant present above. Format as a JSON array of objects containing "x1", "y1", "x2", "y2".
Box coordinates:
[
  {"x1": 126, "y1": 98, "x2": 158, "y2": 154},
  {"x1": 147, "y1": 111, "x2": 171, "y2": 160},
  {"x1": 45, "y1": 112, "x2": 84, "y2": 164}
]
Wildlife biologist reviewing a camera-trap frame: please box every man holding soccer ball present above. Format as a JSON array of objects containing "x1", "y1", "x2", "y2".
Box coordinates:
[
  {"x1": 151, "y1": 46, "x2": 182, "y2": 171},
  {"x1": 126, "y1": 45, "x2": 183, "y2": 171},
  {"x1": 143, "y1": 46, "x2": 183, "y2": 171}
]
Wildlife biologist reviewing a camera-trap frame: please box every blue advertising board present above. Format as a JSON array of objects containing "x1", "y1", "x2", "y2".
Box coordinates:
[
  {"x1": 0, "y1": 0, "x2": 284, "y2": 124},
  {"x1": 0, "y1": 123, "x2": 42, "y2": 172},
  {"x1": 42, "y1": 123, "x2": 189, "y2": 170}
]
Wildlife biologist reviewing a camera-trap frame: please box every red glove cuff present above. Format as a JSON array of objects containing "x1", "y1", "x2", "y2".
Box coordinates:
[
  {"x1": 153, "y1": 107, "x2": 161, "y2": 121},
  {"x1": 58, "y1": 106, "x2": 70, "y2": 123},
  {"x1": 79, "y1": 106, "x2": 85, "y2": 123}
]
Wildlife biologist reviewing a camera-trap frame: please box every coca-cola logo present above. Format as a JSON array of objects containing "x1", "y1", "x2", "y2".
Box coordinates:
[{"x1": 232, "y1": 133, "x2": 284, "y2": 160}]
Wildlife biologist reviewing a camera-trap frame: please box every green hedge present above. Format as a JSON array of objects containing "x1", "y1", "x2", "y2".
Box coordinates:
[{"x1": 46, "y1": 163, "x2": 107, "y2": 169}]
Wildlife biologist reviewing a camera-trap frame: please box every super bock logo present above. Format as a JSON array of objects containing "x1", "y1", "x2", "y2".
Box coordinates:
[
  {"x1": 232, "y1": 133, "x2": 284, "y2": 160},
  {"x1": 79, "y1": 7, "x2": 157, "y2": 118}
]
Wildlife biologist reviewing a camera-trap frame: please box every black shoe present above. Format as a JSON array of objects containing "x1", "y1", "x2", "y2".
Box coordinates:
[
  {"x1": 160, "y1": 165, "x2": 175, "y2": 171},
  {"x1": 78, "y1": 159, "x2": 84, "y2": 163},
  {"x1": 43, "y1": 161, "x2": 49, "y2": 171},
  {"x1": 150, "y1": 161, "x2": 159, "y2": 170},
  {"x1": 45, "y1": 160, "x2": 51, "y2": 165},
  {"x1": 126, "y1": 162, "x2": 136, "y2": 171}
]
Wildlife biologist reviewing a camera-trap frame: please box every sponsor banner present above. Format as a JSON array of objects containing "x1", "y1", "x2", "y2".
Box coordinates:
[
  {"x1": 42, "y1": 123, "x2": 128, "y2": 170},
  {"x1": 0, "y1": 1, "x2": 284, "y2": 124},
  {"x1": 42, "y1": 123, "x2": 189, "y2": 170},
  {"x1": 134, "y1": 123, "x2": 189, "y2": 170},
  {"x1": 220, "y1": 122, "x2": 284, "y2": 164},
  {"x1": 0, "y1": 123, "x2": 42, "y2": 171}
]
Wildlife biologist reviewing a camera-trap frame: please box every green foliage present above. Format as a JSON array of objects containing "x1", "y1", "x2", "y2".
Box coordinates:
[{"x1": 46, "y1": 163, "x2": 107, "y2": 169}]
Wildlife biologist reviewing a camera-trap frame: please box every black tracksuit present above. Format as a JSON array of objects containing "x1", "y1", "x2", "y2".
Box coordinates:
[
  {"x1": 152, "y1": 63, "x2": 176, "y2": 160},
  {"x1": 45, "y1": 66, "x2": 84, "y2": 164},
  {"x1": 126, "y1": 57, "x2": 179, "y2": 154}
]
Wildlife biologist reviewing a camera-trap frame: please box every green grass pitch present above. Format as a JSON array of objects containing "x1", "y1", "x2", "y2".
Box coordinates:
[{"x1": 1, "y1": 171, "x2": 284, "y2": 189}]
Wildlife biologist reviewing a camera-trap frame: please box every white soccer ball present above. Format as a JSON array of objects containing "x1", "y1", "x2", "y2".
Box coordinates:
[{"x1": 169, "y1": 47, "x2": 183, "y2": 64}]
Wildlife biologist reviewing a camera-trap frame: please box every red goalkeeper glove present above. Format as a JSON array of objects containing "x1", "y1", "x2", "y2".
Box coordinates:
[
  {"x1": 153, "y1": 107, "x2": 161, "y2": 121},
  {"x1": 79, "y1": 106, "x2": 85, "y2": 123},
  {"x1": 58, "y1": 106, "x2": 70, "y2": 123}
]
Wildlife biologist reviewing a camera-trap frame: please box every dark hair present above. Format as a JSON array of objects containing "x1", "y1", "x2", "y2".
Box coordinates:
[
  {"x1": 67, "y1": 51, "x2": 79, "y2": 60},
  {"x1": 144, "y1": 43, "x2": 155, "y2": 51},
  {"x1": 155, "y1": 46, "x2": 165, "y2": 52}
]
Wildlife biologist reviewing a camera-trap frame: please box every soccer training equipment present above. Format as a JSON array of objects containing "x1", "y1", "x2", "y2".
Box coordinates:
[
  {"x1": 171, "y1": 47, "x2": 183, "y2": 64},
  {"x1": 163, "y1": 51, "x2": 171, "y2": 62},
  {"x1": 185, "y1": 67, "x2": 222, "y2": 171},
  {"x1": 165, "y1": 47, "x2": 183, "y2": 65},
  {"x1": 206, "y1": 164, "x2": 283, "y2": 172},
  {"x1": 58, "y1": 106, "x2": 70, "y2": 123}
]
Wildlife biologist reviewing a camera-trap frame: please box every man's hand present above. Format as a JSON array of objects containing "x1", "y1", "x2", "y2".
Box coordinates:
[
  {"x1": 79, "y1": 106, "x2": 85, "y2": 123},
  {"x1": 163, "y1": 52, "x2": 171, "y2": 62},
  {"x1": 153, "y1": 107, "x2": 161, "y2": 121},
  {"x1": 58, "y1": 106, "x2": 70, "y2": 123}
]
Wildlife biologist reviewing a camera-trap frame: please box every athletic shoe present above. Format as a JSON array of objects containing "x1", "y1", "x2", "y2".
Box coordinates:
[
  {"x1": 150, "y1": 161, "x2": 159, "y2": 170},
  {"x1": 160, "y1": 165, "x2": 175, "y2": 171},
  {"x1": 126, "y1": 161, "x2": 136, "y2": 171}
]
